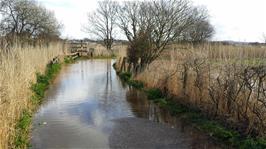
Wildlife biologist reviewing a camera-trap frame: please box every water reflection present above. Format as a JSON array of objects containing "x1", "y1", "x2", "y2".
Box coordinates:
[
  {"x1": 31, "y1": 59, "x2": 226, "y2": 149},
  {"x1": 125, "y1": 89, "x2": 228, "y2": 149}
]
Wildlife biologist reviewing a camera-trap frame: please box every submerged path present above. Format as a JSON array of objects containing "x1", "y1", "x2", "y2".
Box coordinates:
[{"x1": 31, "y1": 59, "x2": 224, "y2": 149}]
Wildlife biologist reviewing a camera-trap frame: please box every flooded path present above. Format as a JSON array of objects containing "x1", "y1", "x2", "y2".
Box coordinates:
[{"x1": 31, "y1": 59, "x2": 225, "y2": 149}]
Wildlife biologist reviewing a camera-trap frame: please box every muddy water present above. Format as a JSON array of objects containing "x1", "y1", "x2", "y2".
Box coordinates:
[{"x1": 31, "y1": 59, "x2": 226, "y2": 149}]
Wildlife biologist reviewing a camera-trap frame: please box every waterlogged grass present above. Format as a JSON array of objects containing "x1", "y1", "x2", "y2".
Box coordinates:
[
  {"x1": 144, "y1": 88, "x2": 266, "y2": 149},
  {"x1": 145, "y1": 88, "x2": 163, "y2": 100},
  {"x1": 141, "y1": 87, "x2": 245, "y2": 146},
  {"x1": 118, "y1": 72, "x2": 132, "y2": 82},
  {"x1": 64, "y1": 57, "x2": 75, "y2": 64},
  {"x1": 31, "y1": 63, "x2": 61, "y2": 104},
  {"x1": 15, "y1": 62, "x2": 61, "y2": 148},
  {"x1": 116, "y1": 69, "x2": 266, "y2": 149},
  {"x1": 14, "y1": 111, "x2": 32, "y2": 148},
  {"x1": 128, "y1": 80, "x2": 144, "y2": 89},
  {"x1": 117, "y1": 71, "x2": 145, "y2": 89},
  {"x1": 240, "y1": 138, "x2": 266, "y2": 149}
]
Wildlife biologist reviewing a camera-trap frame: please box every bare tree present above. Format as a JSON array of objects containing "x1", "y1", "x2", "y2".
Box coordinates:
[
  {"x1": 85, "y1": 0, "x2": 117, "y2": 51},
  {"x1": 183, "y1": 7, "x2": 214, "y2": 42},
  {"x1": 0, "y1": 0, "x2": 61, "y2": 40},
  {"x1": 116, "y1": 1, "x2": 150, "y2": 68},
  {"x1": 187, "y1": 20, "x2": 214, "y2": 42},
  {"x1": 116, "y1": 0, "x2": 213, "y2": 69},
  {"x1": 85, "y1": 0, "x2": 214, "y2": 70}
]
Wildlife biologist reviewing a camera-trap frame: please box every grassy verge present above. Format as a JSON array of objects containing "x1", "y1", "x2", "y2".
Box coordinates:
[
  {"x1": 145, "y1": 89, "x2": 266, "y2": 149},
  {"x1": 116, "y1": 69, "x2": 266, "y2": 149},
  {"x1": 117, "y1": 71, "x2": 144, "y2": 89},
  {"x1": 14, "y1": 111, "x2": 32, "y2": 148},
  {"x1": 31, "y1": 63, "x2": 61, "y2": 104},
  {"x1": 14, "y1": 62, "x2": 62, "y2": 148}
]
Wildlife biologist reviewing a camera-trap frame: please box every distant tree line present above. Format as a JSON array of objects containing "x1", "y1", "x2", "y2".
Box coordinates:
[
  {"x1": 0, "y1": 0, "x2": 62, "y2": 46},
  {"x1": 86, "y1": 0, "x2": 214, "y2": 70}
]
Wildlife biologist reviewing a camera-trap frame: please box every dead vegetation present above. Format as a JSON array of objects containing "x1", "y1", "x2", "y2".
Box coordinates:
[
  {"x1": 0, "y1": 41, "x2": 65, "y2": 148},
  {"x1": 117, "y1": 43, "x2": 266, "y2": 137}
]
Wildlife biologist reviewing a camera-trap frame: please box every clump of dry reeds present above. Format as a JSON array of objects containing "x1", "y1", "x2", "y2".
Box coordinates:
[{"x1": 0, "y1": 42, "x2": 65, "y2": 148}]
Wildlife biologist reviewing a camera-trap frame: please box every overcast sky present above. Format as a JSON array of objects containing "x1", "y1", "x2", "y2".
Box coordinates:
[{"x1": 39, "y1": 0, "x2": 266, "y2": 42}]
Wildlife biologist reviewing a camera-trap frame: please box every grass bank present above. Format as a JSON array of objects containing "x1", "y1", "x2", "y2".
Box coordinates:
[
  {"x1": 0, "y1": 42, "x2": 65, "y2": 148},
  {"x1": 116, "y1": 70, "x2": 266, "y2": 149},
  {"x1": 14, "y1": 62, "x2": 62, "y2": 148}
]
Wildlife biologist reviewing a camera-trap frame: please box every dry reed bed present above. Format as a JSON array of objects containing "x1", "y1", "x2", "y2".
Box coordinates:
[
  {"x1": 118, "y1": 43, "x2": 266, "y2": 137},
  {"x1": 94, "y1": 43, "x2": 127, "y2": 57},
  {"x1": 0, "y1": 43, "x2": 65, "y2": 148}
]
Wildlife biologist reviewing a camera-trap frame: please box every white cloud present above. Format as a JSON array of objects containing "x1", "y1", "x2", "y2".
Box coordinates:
[
  {"x1": 39, "y1": 0, "x2": 266, "y2": 42},
  {"x1": 39, "y1": 0, "x2": 98, "y2": 39},
  {"x1": 193, "y1": 0, "x2": 266, "y2": 42}
]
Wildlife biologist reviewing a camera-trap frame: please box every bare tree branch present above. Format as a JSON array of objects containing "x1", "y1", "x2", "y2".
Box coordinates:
[
  {"x1": 0, "y1": 0, "x2": 61, "y2": 40},
  {"x1": 85, "y1": 0, "x2": 117, "y2": 51},
  {"x1": 116, "y1": 0, "x2": 214, "y2": 69}
]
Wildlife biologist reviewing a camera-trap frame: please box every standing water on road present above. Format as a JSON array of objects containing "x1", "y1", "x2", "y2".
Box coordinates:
[{"x1": 31, "y1": 59, "x2": 225, "y2": 149}]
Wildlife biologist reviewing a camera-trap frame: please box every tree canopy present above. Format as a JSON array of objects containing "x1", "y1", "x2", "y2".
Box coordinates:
[{"x1": 0, "y1": 0, "x2": 62, "y2": 40}]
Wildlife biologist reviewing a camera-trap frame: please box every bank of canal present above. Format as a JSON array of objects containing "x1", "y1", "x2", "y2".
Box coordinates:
[{"x1": 31, "y1": 59, "x2": 224, "y2": 149}]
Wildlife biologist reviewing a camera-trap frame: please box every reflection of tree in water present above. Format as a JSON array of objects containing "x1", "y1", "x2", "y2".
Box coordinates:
[
  {"x1": 125, "y1": 89, "x2": 150, "y2": 118},
  {"x1": 126, "y1": 89, "x2": 183, "y2": 127},
  {"x1": 106, "y1": 59, "x2": 112, "y2": 92},
  {"x1": 104, "y1": 59, "x2": 112, "y2": 99},
  {"x1": 99, "y1": 59, "x2": 113, "y2": 118},
  {"x1": 125, "y1": 90, "x2": 221, "y2": 148}
]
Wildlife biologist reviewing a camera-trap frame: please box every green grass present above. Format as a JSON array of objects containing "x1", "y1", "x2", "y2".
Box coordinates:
[
  {"x1": 117, "y1": 71, "x2": 145, "y2": 89},
  {"x1": 15, "y1": 110, "x2": 32, "y2": 148},
  {"x1": 118, "y1": 72, "x2": 132, "y2": 82},
  {"x1": 239, "y1": 138, "x2": 266, "y2": 149},
  {"x1": 128, "y1": 80, "x2": 144, "y2": 89},
  {"x1": 148, "y1": 92, "x2": 266, "y2": 149},
  {"x1": 15, "y1": 62, "x2": 62, "y2": 148},
  {"x1": 145, "y1": 88, "x2": 163, "y2": 100},
  {"x1": 31, "y1": 63, "x2": 61, "y2": 104},
  {"x1": 195, "y1": 119, "x2": 240, "y2": 142},
  {"x1": 64, "y1": 57, "x2": 75, "y2": 64}
]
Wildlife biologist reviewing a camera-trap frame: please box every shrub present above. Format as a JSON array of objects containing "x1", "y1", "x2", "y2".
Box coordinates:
[
  {"x1": 128, "y1": 80, "x2": 144, "y2": 89},
  {"x1": 145, "y1": 88, "x2": 163, "y2": 100},
  {"x1": 119, "y1": 72, "x2": 132, "y2": 82},
  {"x1": 166, "y1": 101, "x2": 187, "y2": 115}
]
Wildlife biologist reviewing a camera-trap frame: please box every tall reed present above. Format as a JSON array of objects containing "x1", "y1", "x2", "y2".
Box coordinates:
[{"x1": 0, "y1": 42, "x2": 65, "y2": 148}]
